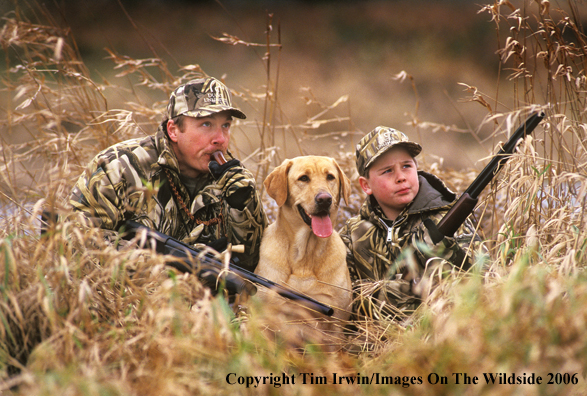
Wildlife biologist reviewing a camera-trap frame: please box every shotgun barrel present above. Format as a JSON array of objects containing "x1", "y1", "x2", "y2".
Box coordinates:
[
  {"x1": 432, "y1": 111, "x2": 546, "y2": 243},
  {"x1": 120, "y1": 221, "x2": 335, "y2": 316}
]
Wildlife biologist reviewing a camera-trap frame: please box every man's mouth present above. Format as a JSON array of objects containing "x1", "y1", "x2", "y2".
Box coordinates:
[
  {"x1": 209, "y1": 151, "x2": 225, "y2": 163},
  {"x1": 297, "y1": 205, "x2": 333, "y2": 238}
]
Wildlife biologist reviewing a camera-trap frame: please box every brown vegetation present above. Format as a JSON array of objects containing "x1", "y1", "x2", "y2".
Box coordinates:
[{"x1": 1, "y1": 1, "x2": 586, "y2": 395}]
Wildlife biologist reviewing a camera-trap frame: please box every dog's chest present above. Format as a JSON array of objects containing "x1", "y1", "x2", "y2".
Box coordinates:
[{"x1": 285, "y1": 273, "x2": 321, "y2": 295}]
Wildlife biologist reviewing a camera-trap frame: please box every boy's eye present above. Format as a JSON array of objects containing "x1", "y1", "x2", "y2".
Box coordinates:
[
  {"x1": 299, "y1": 175, "x2": 310, "y2": 182},
  {"x1": 222, "y1": 122, "x2": 231, "y2": 129}
]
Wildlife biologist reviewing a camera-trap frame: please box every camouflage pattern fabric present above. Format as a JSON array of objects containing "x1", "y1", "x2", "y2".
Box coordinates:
[
  {"x1": 166, "y1": 77, "x2": 246, "y2": 120},
  {"x1": 70, "y1": 126, "x2": 267, "y2": 271},
  {"x1": 355, "y1": 126, "x2": 422, "y2": 177},
  {"x1": 339, "y1": 171, "x2": 485, "y2": 321}
]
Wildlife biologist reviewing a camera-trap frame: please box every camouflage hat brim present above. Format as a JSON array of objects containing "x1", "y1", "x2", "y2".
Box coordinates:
[
  {"x1": 184, "y1": 106, "x2": 247, "y2": 120},
  {"x1": 363, "y1": 141, "x2": 422, "y2": 171}
]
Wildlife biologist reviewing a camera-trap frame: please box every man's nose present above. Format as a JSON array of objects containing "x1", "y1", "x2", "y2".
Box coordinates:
[{"x1": 212, "y1": 127, "x2": 228, "y2": 145}]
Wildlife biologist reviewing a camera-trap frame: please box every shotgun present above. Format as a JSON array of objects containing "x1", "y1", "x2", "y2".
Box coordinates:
[
  {"x1": 119, "y1": 220, "x2": 335, "y2": 316},
  {"x1": 428, "y1": 111, "x2": 546, "y2": 244}
]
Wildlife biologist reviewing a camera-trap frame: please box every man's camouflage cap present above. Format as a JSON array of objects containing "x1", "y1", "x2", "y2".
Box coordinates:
[
  {"x1": 167, "y1": 77, "x2": 246, "y2": 120},
  {"x1": 356, "y1": 126, "x2": 422, "y2": 177}
]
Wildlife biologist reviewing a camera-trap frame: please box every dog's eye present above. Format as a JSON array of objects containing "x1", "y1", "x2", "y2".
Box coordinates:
[
  {"x1": 298, "y1": 175, "x2": 310, "y2": 182},
  {"x1": 326, "y1": 174, "x2": 336, "y2": 181}
]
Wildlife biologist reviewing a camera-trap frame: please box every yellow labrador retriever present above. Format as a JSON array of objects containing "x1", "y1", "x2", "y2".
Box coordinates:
[{"x1": 254, "y1": 156, "x2": 352, "y2": 351}]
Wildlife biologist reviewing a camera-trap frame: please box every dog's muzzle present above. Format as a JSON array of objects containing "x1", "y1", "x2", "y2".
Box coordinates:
[{"x1": 297, "y1": 192, "x2": 334, "y2": 238}]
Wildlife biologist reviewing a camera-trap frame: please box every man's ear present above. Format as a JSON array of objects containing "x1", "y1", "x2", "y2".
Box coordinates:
[
  {"x1": 166, "y1": 119, "x2": 179, "y2": 143},
  {"x1": 358, "y1": 176, "x2": 372, "y2": 195}
]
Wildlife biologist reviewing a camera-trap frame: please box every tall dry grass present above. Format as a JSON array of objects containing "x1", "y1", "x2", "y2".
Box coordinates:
[{"x1": 0, "y1": 1, "x2": 586, "y2": 395}]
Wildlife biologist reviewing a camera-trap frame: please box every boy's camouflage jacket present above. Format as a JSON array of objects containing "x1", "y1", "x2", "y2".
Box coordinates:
[
  {"x1": 339, "y1": 170, "x2": 484, "y2": 320},
  {"x1": 70, "y1": 126, "x2": 267, "y2": 271}
]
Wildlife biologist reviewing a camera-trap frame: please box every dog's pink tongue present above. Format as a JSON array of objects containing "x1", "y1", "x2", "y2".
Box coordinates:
[{"x1": 311, "y1": 214, "x2": 333, "y2": 238}]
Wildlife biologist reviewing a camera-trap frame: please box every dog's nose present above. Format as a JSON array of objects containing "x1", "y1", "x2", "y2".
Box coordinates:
[{"x1": 315, "y1": 192, "x2": 332, "y2": 210}]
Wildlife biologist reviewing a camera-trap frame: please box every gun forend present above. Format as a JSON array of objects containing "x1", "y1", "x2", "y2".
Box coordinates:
[{"x1": 435, "y1": 193, "x2": 478, "y2": 244}]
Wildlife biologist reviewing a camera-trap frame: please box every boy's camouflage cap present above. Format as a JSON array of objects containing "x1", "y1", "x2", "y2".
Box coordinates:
[
  {"x1": 167, "y1": 77, "x2": 246, "y2": 120},
  {"x1": 356, "y1": 126, "x2": 422, "y2": 176}
]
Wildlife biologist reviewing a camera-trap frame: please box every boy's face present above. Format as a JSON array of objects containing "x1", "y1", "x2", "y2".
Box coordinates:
[{"x1": 359, "y1": 146, "x2": 419, "y2": 220}]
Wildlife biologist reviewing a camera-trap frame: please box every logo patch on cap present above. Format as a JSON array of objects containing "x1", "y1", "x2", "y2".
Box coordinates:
[
  {"x1": 379, "y1": 130, "x2": 396, "y2": 148},
  {"x1": 167, "y1": 77, "x2": 246, "y2": 120}
]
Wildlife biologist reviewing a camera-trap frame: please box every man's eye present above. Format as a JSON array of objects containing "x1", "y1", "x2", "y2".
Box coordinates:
[
  {"x1": 299, "y1": 175, "x2": 310, "y2": 182},
  {"x1": 222, "y1": 122, "x2": 231, "y2": 129}
]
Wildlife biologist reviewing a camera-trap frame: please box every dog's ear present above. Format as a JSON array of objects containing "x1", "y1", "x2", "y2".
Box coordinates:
[
  {"x1": 264, "y1": 159, "x2": 293, "y2": 207},
  {"x1": 333, "y1": 159, "x2": 351, "y2": 205}
]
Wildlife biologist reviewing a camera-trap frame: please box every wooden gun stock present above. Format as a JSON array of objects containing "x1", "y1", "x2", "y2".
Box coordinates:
[{"x1": 433, "y1": 193, "x2": 478, "y2": 244}]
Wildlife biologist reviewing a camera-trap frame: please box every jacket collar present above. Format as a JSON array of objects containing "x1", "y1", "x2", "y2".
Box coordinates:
[{"x1": 407, "y1": 171, "x2": 456, "y2": 214}]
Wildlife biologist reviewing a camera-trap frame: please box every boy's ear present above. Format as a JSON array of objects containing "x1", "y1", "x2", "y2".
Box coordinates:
[{"x1": 358, "y1": 176, "x2": 372, "y2": 195}]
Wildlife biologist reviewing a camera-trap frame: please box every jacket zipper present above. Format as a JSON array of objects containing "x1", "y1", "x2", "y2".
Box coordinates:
[{"x1": 379, "y1": 216, "x2": 406, "y2": 243}]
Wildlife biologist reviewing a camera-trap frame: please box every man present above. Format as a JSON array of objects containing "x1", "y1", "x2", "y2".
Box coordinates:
[
  {"x1": 70, "y1": 77, "x2": 267, "y2": 271},
  {"x1": 339, "y1": 126, "x2": 485, "y2": 321}
]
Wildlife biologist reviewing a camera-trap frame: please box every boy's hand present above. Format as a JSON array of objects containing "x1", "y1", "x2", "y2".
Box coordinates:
[
  {"x1": 416, "y1": 218, "x2": 470, "y2": 271},
  {"x1": 422, "y1": 218, "x2": 446, "y2": 245},
  {"x1": 411, "y1": 218, "x2": 457, "y2": 259},
  {"x1": 421, "y1": 218, "x2": 457, "y2": 250}
]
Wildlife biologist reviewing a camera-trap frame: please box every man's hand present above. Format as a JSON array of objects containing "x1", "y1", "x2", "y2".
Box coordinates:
[
  {"x1": 208, "y1": 158, "x2": 241, "y2": 179},
  {"x1": 208, "y1": 236, "x2": 228, "y2": 252},
  {"x1": 208, "y1": 157, "x2": 254, "y2": 211}
]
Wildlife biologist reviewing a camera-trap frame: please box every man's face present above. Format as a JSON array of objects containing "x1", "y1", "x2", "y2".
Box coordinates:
[
  {"x1": 167, "y1": 110, "x2": 233, "y2": 178},
  {"x1": 359, "y1": 146, "x2": 419, "y2": 220}
]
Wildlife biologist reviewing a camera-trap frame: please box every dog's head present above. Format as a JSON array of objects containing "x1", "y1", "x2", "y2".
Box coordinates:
[{"x1": 264, "y1": 156, "x2": 351, "y2": 238}]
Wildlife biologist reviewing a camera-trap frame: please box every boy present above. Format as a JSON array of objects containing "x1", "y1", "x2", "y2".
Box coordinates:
[{"x1": 339, "y1": 126, "x2": 484, "y2": 321}]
